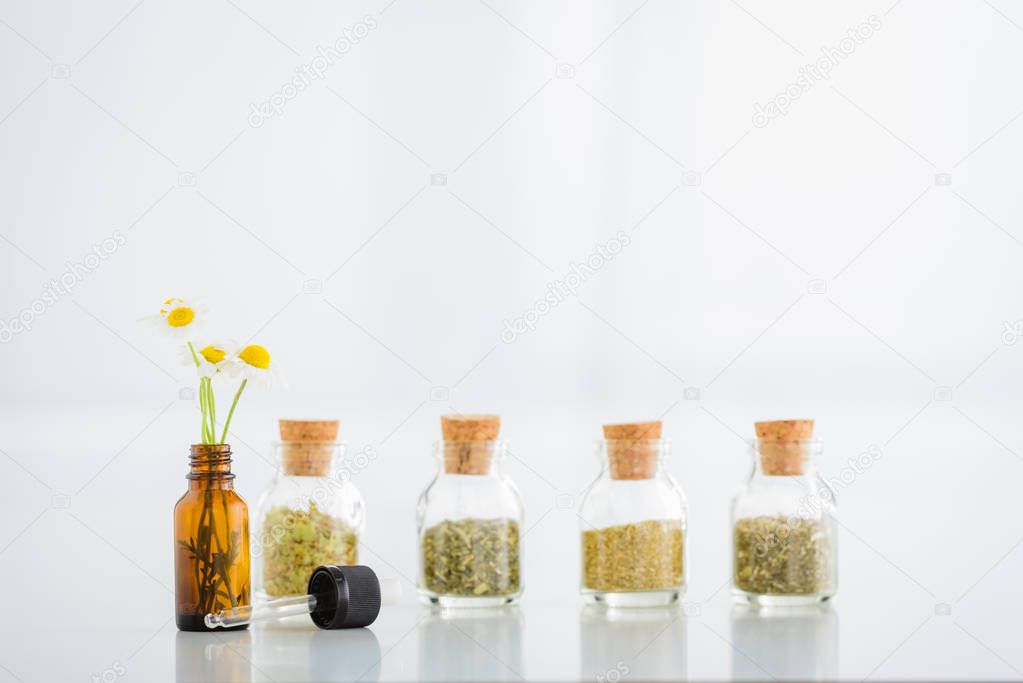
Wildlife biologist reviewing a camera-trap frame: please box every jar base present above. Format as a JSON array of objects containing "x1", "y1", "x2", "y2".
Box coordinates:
[
  {"x1": 418, "y1": 591, "x2": 519, "y2": 608},
  {"x1": 583, "y1": 589, "x2": 682, "y2": 608},
  {"x1": 731, "y1": 589, "x2": 832, "y2": 607}
]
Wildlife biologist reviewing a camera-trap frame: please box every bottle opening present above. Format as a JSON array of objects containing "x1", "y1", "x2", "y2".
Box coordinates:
[{"x1": 187, "y1": 443, "x2": 233, "y2": 478}]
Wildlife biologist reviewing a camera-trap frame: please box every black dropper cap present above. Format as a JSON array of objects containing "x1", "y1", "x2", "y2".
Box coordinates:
[{"x1": 306, "y1": 565, "x2": 382, "y2": 629}]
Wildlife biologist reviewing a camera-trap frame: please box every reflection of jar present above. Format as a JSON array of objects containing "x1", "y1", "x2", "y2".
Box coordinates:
[
  {"x1": 730, "y1": 604, "x2": 838, "y2": 681},
  {"x1": 580, "y1": 605, "x2": 687, "y2": 681},
  {"x1": 419, "y1": 607, "x2": 524, "y2": 682},
  {"x1": 579, "y1": 421, "x2": 687, "y2": 607},
  {"x1": 253, "y1": 420, "x2": 365, "y2": 599},
  {"x1": 731, "y1": 420, "x2": 837, "y2": 605},
  {"x1": 251, "y1": 621, "x2": 382, "y2": 683},
  {"x1": 416, "y1": 415, "x2": 524, "y2": 607}
]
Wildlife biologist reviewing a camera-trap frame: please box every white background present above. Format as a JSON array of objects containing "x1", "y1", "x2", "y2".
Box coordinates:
[{"x1": 1, "y1": 0, "x2": 1023, "y2": 681}]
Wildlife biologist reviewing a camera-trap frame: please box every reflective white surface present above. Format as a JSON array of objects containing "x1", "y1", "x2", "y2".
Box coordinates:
[
  {"x1": 1, "y1": 399, "x2": 1022, "y2": 682},
  {"x1": 12, "y1": 595, "x2": 1022, "y2": 682}
]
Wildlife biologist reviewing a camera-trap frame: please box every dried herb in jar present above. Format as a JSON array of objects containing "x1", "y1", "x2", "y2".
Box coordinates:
[
  {"x1": 262, "y1": 502, "x2": 358, "y2": 597},
  {"x1": 733, "y1": 515, "x2": 829, "y2": 595},
  {"x1": 582, "y1": 519, "x2": 684, "y2": 592},
  {"x1": 421, "y1": 518, "x2": 520, "y2": 596}
]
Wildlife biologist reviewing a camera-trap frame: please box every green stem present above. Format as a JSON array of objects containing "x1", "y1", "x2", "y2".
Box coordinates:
[
  {"x1": 207, "y1": 377, "x2": 217, "y2": 442},
  {"x1": 219, "y1": 493, "x2": 237, "y2": 609},
  {"x1": 198, "y1": 490, "x2": 213, "y2": 611},
  {"x1": 220, "y1": 379, "x2": 247, "y2": 444},
  {"x1": 207, "y1": 384, "x2": 215, "y2": 443},
  {"x1": 199, "y1": 376, "x2": 210, "y2": 445},
  {"x1": 193, "y1": 493, "x2": 207, "y2": 607},
  {"x1": 187, "y1": 341, "x2": 201, "y2": 368},
  {"x1": 189, "y1": 342, "x2": 211, "y2": 445},
  {"x1": 201, "y1": 377, "x2": 216, "y2": 444}
]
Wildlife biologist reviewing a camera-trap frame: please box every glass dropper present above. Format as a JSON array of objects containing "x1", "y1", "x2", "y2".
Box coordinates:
[
  {"x1": 205, "y1": 565, "x2": 400, "y2": 630},
  {"x1": 206, "y1": 593, "x2": 317, "y2": 629}
]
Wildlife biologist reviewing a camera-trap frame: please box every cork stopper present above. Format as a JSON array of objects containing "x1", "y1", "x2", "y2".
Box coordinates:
[
  {"x1": 441, "y1": 414, "x2": 500, "y2": 475},
  {"x1": 278, "y1": 419, "x2": 339, "y2": 476},
  {"x1": 754, "y1": 419, "x2": 814, "y2": 476},
  {"x1": 603, "y1": 421, "x2": 662, "y2": 480}
]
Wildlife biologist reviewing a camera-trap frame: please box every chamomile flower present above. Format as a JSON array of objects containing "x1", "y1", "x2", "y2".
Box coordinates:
[
  {"x1": 149, "y1": 297, "x2": 206, "y2": 338},
  {"x1": 229, "y1": 344, "x2": 283, "y2": 388},
  {"x1": 180, "y1": 341, "x2": 237, "y2": 378}
]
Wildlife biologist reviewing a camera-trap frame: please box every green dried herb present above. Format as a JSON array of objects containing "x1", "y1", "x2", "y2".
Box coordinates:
[
  {"x1": 582, "y1": 519, "x2": 684, "y2": 592},
  {"x1": 262, "y1": 503, "x2": 358, "y2": 597},
  {"x1": 421, "y1": 518, "x2": 520, "y2": 596},
  {"x1": 733, "y1": 515, "x2": 829, "y2": 595}
]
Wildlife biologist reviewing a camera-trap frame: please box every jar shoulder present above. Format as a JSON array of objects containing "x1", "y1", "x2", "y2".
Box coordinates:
[
  {"x1": 731, "y1": 473, "x2": 837, "y2": 519},
  {"x1": 254, "y1": 476, "x2": 366, "y2": 531},
  {"x1": 579, "y1": 474, "x2": 687, "y2": 526},
  {"x1": 417, "y1": 474, "x2": 524, "y2": 524},
  {"x1": 257, "y1": 476, "x2": 364, "y2": 507}
]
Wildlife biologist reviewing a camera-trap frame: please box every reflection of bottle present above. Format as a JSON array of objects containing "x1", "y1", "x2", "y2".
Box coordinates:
[
  {"x1": 730, "y1": 604, "x2": 838, "y2": 681},
  {"x1": 250, "y1": 622, "x2": 382, "y2": 683},
  {"x1": 175, "y1": 630, "x2": 252, "y2": 683},
  {"x1": 579, "y1": 605, "x2": 687, "y2": 681},
  {"x1": 418, "y1": 607, "x2": 524, "y2": 681}
]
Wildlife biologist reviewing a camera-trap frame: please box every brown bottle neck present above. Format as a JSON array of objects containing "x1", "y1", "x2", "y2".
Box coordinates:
[{"x1": 187, "y1": 444, "x2": 235, "y2": 489}]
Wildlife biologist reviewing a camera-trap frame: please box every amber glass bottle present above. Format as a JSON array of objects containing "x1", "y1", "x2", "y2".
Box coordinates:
[{"x1": 174, "y1": 444, "x2": 251, "y2": 631}]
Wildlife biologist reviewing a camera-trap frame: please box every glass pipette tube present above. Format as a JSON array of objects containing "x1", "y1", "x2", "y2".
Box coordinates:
[{"x1": 206, "y1": 594, "x2": 317, "y2": 629}]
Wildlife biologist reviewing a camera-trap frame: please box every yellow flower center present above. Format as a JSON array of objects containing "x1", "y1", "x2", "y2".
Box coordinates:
[
  {"x1": 166, "y1": 306, "x2": 195, "y2": 328},
  {"x1": 200, "y1": 345, "x2": 226, "y2": 364},
  {"x1": 239, "y1": 344, "x2": 271, "y2": 369}
]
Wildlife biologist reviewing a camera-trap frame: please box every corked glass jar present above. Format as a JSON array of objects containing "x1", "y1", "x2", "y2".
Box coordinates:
[
  {"x1": 579, "y1": 421, "x2": 687, "y2": 607},
  {"x1": 731, "y1": 419, "x2": 837, "y2": 605},
  {"x1": 416, "y1": 414, "x2": 524, "y2": 607},
  {"x1": 253, "y1": 420, "x2": 365, "y2": 600},
  {"x1": 174, "y1": 444, "x2": 250, "y2": 631}
]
